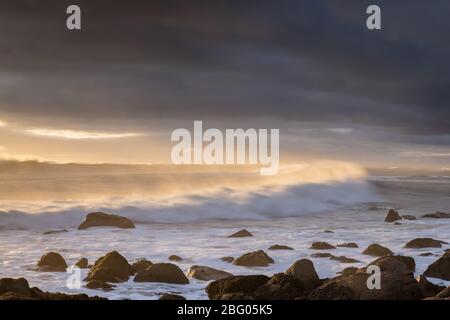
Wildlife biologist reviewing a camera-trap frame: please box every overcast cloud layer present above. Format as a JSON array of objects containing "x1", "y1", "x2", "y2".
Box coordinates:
[{"x1": 0, "y1": 0, "x2": 449, "y2": 167}]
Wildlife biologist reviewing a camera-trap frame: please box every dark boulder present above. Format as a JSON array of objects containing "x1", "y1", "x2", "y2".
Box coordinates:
[
  {"x1": 424, "y1": 252, "x2": 450, "y2": 280},
  {"x1": 85, "y1": 280, "x2": 115, "y2": 291},
  {"x1": 268, "y1": 244, "x2": 293, "y2": 250},
  {"x1": 233, "y1": 250, "x2": 274, "y2": 267},
  {"x1": 134, "y1": 263, "x2": 189, "y2": 284},
  {"x1": 221, "y1": 256, "x2": 234, "y2": 263},
  {"x1": 385, "y1": 209, "x2": 402, "y2": 223},
  {"x1": 336, "y1": 243, "x2": 359, "y2": 248},
  {"x1": 78, "y1": 212, "x2": 135, "y2": 230},
  {"x1": 187, "y1": 265, "x2": 233, "y2": 281},
  {"x1": 159, "y1": 293, "x2": 186, "y2": 300},
  {"x1": 85, "y1": 251, "x2": 132, "y2": 283},
  {"x1": 285, "y1": 259, "x2": 320, "y2": 290},
  {"x1": 131, "y1": 258, "x2": 153, "y2": 274},
  {"x1": 36, "y1": 252, "x2": 68, "y2": 272},
  {"x1": 362, "y1": 244, "x2": 393, "y2": 257},
  {"x1": 404, "y1": 238, "x2": 447, "y2": 249},
  {"x1": 205, "y1": 275, "x2": 270, "y2": 300},
  {"x1": 168, "y1": 255, "x2": 183, "y2": 262},
  {"x1": 310, "y1": 242, "x2": 336, "y2": 250},
  {"x1": 227, "y1": 229, "x2": 253, "y2": 238},
  {"x1": 422, "y1": 212, "x2": 450, "y2": 219},
  {"x1": 75, "y1": 258, "x2": 88, "y2": 269}
]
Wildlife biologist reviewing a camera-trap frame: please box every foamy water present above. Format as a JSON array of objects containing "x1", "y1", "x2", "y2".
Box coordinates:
[{"x1": 0, "y1": 162, "x2": 449, "y2": 299}]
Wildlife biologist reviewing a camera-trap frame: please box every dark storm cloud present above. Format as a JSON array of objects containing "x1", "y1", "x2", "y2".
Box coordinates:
[{"x1": 1, "y1": 0, "x2": 450, "y2": 139}]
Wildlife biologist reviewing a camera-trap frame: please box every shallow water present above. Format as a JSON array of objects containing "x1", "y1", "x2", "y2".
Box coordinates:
[{"x1": 0, "y1": 176, "x2": 449, "y2": 299}]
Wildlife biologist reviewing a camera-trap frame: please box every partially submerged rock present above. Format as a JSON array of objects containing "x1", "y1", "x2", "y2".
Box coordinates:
[
  {"x1": 221, "y1": 256, "x2": 234, "y2": 263},
  {"x1": 85, "y1": 251, "x2": 132, "y2": 283},
  {"x1": 78, "y1": 212, "x2": 135, "y2": 230},
  {"x1": 336, "y1": 243, "x2": 359, "y2": 248},
  {"x1": 159, "y1": 293, "x2": 186, "y2": 300},
  {"x1": 227, "y1": 229, "x2": 253, "y2": 238},
  {"x1": 168, "y1": 255, "x2": 183, "y2": 262},
  {"x1": 268, "y1": 244, "x2": 293, "y2": 250},
  {"x1": 233, "y1": 250, "x2": 274, "y2": 267},
  {"x1": 416, "y1": 275, "x2": 445, "y2": 297},
  {"x1": 42, "y1": 229, "x2": 68, "y2": 235},
  {"x1": 404, "y1": 238, "x2": 447, "y2": 249},
  {"x1": 362, "y1": 243, "x2": 393, "y2": 257},
  {"x1": 310, "y1": 242, "x2": 336, "y2": 250},
  {"x1": 206, "y1": 275, "x2": 270, "y2": 300},
  {"x1": 422, "y1": 212, "x2": 450, "y2": 219},
  {"x1": 253, "y1": 273, "x2": 315, "y2": 300},
  {"x1": 423, "y1": 252, "x2": 450, "y2": 280},
  {"x1": 311, "y1": 252, "x2": 333, "y2": 258},
  {"x1": 187, "y1": 265, "x2": 233, "y2": 281},
  {"x1": 85, "y1": 280, "x2": 115, "y2": 291},
  {"x1": 402, "y1": 215, "x2": 416, "y2": 220},
  {"x1": 330, "y1": 256, "x2": 360, "y2": 264},
  {"x1": 134, "y1": 263, "x2": 189, "y2": 284},
  {"x1": 75, "y1": 258, "x2": 88, "y2": 269},
  {"x1": 36, "y1": 252, "x2": 68, "y2": 272},
  {"x1": 385, "y1": 209, "x2": 402, "y2": 223}
]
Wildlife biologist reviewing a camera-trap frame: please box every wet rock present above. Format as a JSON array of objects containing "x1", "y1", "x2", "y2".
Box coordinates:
[
  {"x1": 205, "y1": 275, "x2": 270, "y2": 300},
  {"x1": 416, "y1": 275, "x2": 445, "y2": 298},
  {"x1": 394, "y1": 222, "x2": 402, "y2": 225},
  {"x1": 85, "y1": 251, "x2": 132, "y2": 283},
  {"x1": 221, "y1": 256, "x2": 234, "y2": 263},
  {"x1": 422, "y1": 212, "x2": 450, "y2": 219},
  {"x1": 0, "y1": 277, "x2": 105, "y2": 300},
  {"x1": 404, "y1": 238, "x2": 447, "y2": 249},
  {"x1": 85, "y1": 280, "x2": 115, "y2": 291},
  {"x1": 285, "y1": 259, "x2": 320, "y2": 290},
  {"x1": 368, "y1": 255, "x2": 415, "y2": 273},
  {"x1": 419, "y1": 252, "x2": 435, "y2": 257},
  {"x1": 36, "y1": 252, "x2": 68, "y2": 272},
  {"x1": 78, "y1": 212, "x2": 135, "y2": 230},
  {"x1": 423, "y1": 252, "x2": 450, "y2": 280},
  {"x1": 402, "y1": 215, "x2": 416, "y2": 220},
  {"x1": 220, "y1": 293, "x2": 254, "y2": 300},
  {"x1": 168, "y1": 255, "x2": 183, "y2": 262},
  {"x1": 323, "y1": 230, "x2": 334, "y2": 233},
  {"x1": 233, "y1": 250, "x2": 274, "y2": 267},
  {"x1": 227, "y1": 229, "x2": 253, "y2": 238},
  {"x1": 131, "y1": 258, "x2": 153, "y2": 274},
  {"x1": 134, "y1": 263, "x2": 189, "y2": 284},
  {"x1": 385, "y1": 209, "x2": 402, "y2": 223},
  {"x1": 187, "y1": 265, "x2": 233, "y2": 281},
  {"x1": 330, "y1": 256, "x2": 360, "y2": 264},
  {"x1": 75, "y1": 258, "x2": 88, "y2": 269},
  {"x1": 42, "y1": 229, "x2": 68, "y2": 235},
  {"x1": 311, "y1": 253, "x2": 333, "y2": 258},
  {"x1": 309, "y1": 256, "x2": 423, "y2": 300},
  {"x1": 310, "y1": 242, "x2": 336, "y2": 250},
  {"x1": 362, "y1": 243, "x2": 393, "y2": 257},
  {"x1": 268, "y1": 244, "x2": 293, "y2": 250},
  {"x1": 254, "y1": 273, "x2": 315, "y2": 300},
  {"x1": 336, "y1": 243, "x2": 359, "y2": 248},
  {"x1": 436, "y1": 286, "x2": 450, "y2": 298},
  {"x1": 159, "y1": 293, "x2": 186, "y2": 300}
]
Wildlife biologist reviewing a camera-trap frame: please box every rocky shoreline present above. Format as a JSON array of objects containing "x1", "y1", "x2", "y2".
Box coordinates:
[{"x1": 1, "y1": 210, "x2": 449, "y2": 300}]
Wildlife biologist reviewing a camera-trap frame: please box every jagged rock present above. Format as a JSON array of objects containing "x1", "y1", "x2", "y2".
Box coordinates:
[
  {"x1": 330, "y1": 256, "x2": 360, "y2": 264},
  {"x1": 285, "y1": 259, "x2": 320, "y2": 290},
  {"x1": 404, "y1": 238, "x2": 447, "y2": 249},
  {"x1": 159, "y1": 293, "x2": 186, "y2": 300},
  {"x1": 416, "y1": 275, "x2": 445, "y2": 298},
  {"x1": 233, "y1": 250, "x2": 274, "y2": 267},
  {"x1": 187, "y1": 265, "x2": 233, "y2": 281},
  {"x1": 424, "y1": 252, "x2": 450, "y2": 280},
  {"x1": 85, "y1": 280, "x2": 115, "y2": 291},
  {"x1": 227, "y1": 229, "x2": 253, "y2": 238},
  {"x1": 205, "y1": 275, "x2": 270, "y2": 300},
  {"x1": 422, "y1": 212, "x2": 450, "y2": 219},
  {"x1": 0, "y1": 277, "x2": 105, "y2": 300},
  {"x1": 268, "y1": 244, "x2": 293, "y2": 250},
  {"x1": 36, "y1": 252, "x2": 68, "y2": 272},
  {"x1": 402, "y1": 215, "x2": 416, "y2": 220},
  {"x1": 131, "y1": 258, "x2": 153, "y2": 274},
  {"x1": 311, "y1": 253, "x2": 333, "y2": 258},
  {"x1": 42, "y1": 229, "x2": 68, "y2": 235},
  {"x1": 78, "y1": 212, "x2": 135, "y2": 230},
  {"x1": 221, "y1": 256, "x2": 234, "y2": 263},
  {"x1": 134, "y1": 263, "x2": 189, "y2": 284},
  {"x1": 309, "y1": 256, "x2": 423, "y2": 300},
  {"x1": 362, "y1": 243, "x2": 393, "y2": 257},
  {"x1": 85, "y1": 251, "x2": 132, "y2": 283},
  {"x1": 168, "y1": 255, "x2": 183, "y2": 262},
  {"x1": 310, "y1": 242, "x2": 336, "y2": 250},
  {"x1": 75, "y1": 258, "x2": 88, "y2": 269},
  {"x1": 336, "y1": 243, "x2": 359, "y2": 248},
  {"x1": 385, "y1": 209, "x2": 402, "y2": 222}
]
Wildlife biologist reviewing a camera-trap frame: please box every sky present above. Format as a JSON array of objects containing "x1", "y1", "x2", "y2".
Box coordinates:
[{"x1": 0, "y1": 0, "x2": 449, "y2": 169}]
